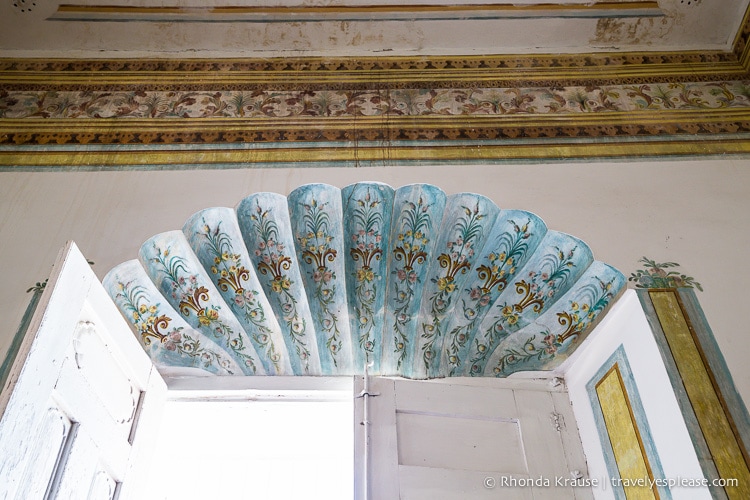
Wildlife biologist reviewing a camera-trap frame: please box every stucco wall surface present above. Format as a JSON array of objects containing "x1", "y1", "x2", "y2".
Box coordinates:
[{"x1": 1, "y1": 160, "x2": 748, "y2": 404}]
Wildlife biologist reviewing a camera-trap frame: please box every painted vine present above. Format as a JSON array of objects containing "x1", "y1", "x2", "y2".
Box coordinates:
[
  {"x1": 151, "y1": 245, "x2": 257, "y2": 373},
  {"x1": 197, "y1": 220, "x2": 282, "y2": 372}
]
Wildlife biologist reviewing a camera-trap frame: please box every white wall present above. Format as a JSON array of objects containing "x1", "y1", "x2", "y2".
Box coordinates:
[
  {"x1": 563, "y1": 290, "x2": 710, "y2": 499},
  {"x1": 1, "y1": 160, "x2": 749, "y2": 410}
]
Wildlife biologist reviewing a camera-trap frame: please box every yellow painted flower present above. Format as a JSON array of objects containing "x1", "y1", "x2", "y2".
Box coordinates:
[
  {"x1": 211, "y1": 266, "x2": 218, "y2": 274},
  {"x1": 214, "y1": 257, "x2": 221, "y2": 265},
  {"x1": 198, "y1": 315, "x2": 210, "y2": 326},
  {"x1": 507, "y1": 315, "x2": 518, "y2": 325},
  {"x1": 571, "y1": 302, "x2": 579, "y2": 310},
  {"x1": 139, "y1": 304, "x2": 148, "y2": 314},
  {"x1": 271, "y1": 280, "x2": 283, "y2": 293},
  {"x1": 502, "y1": 305, "x2": 513, "y2": 317},
  {"x1": 206, "y1": 309, "x2": 219, "y2": 320},
  {"x1": 149, "y1": 305, "x2": 158, "y2": 313},
  {"x1": 437, "y1": 277, "x2": 449, "y2": 291},
  {"x1": 357, "y1": 268, "x2": 375, "y2": 282}
]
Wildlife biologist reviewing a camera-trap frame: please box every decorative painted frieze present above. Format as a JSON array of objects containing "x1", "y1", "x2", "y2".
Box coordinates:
[{"x1": 104, "y1": 183, "x2": 626, "y2": 378}]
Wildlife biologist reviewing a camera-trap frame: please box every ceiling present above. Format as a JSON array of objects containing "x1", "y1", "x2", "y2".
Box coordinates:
[
  {"x1": 1, "y1": 0, "x2": 747, "y2": 57},
  {"x1": 2, "y1": 1, "x2": 750, "y2": 166}
]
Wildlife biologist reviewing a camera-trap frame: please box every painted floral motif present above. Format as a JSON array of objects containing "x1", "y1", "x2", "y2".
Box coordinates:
[
  {"x1": 491, "y1": 332, "x2": 562, "y2": 377},
  {"x1": 421, "y1": 203, "x2": 485, "y2": 370},
  {"x1": 196, "y1": 220, "x2": 282, "y2": 372},
  {"x1": 114, "y1": 279, "x2": 231, "y2": 372},
  {"x1": 151, "y1": 245, "x2": 258, "y2": 372},
  {"x1": 392, "y1": 196, "x2": 432, "y2": 369},
  {"x1": 491, "y1": 275, "x2": 617, "y2": 376},
  {"x1": 296, "y1": 199, "x2": 342, "y2": 365},
  {"x1": 4, "y1": 82, "x2": 750, "y2": 120},
  {"x1": 445, "y1": 219, "x2": 533, "y2": 374},
  {"x1": 248, "y1": 202, "x2": 311, "y2": 367},
  {"x1": 349, "y1": 190, "x2": 384, "y2": 361},
  {"x1": 469, "y1": 244, "x2": 577, "y2": 375},
  {"x1": 629, "y1": 256, "x2": 703, "y2": 291}
]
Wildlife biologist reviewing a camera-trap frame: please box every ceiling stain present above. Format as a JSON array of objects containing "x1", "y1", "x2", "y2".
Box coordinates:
[{"x1": 593, "y1": 16, "x2": 677, "y2": 46}]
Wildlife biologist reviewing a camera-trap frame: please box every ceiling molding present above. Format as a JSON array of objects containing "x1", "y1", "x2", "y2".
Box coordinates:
[
  {"x1": 50, "y1": 2, "x2": 663, "y2": 23},
  {"x1": 1, "y1": 5, "x2": 750, "y2": 165},
  {"x1": 2, "y1": 4, "x2": 750, "y2": 86}
]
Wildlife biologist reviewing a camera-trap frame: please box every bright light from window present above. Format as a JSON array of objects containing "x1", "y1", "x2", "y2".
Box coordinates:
[{"x1": 143, "y1": 397, "x2": 353, "y2": 500}]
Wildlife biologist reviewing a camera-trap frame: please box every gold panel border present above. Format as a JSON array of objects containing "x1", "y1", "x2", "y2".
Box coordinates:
[
  {"x1": 56, "y1": 2, "x2": 660, "y2": 17},
  {"x1": 595, "y1": 363, "x2": 658, "y2": 500},
  {"x1": 3, "y1": 109, "x2": 750, "y2": 147},
  {"x1": 649, "y1": 290, "x2": 750, "y2": 499},
  {"x1": 0, "y1": 55, "x2": 744, "y2": 89},
  {"x1": 2, "y1": 139, "x2": 750, "y2": 169}
]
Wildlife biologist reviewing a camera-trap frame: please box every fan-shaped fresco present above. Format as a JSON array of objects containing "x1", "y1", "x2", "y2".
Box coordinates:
[{"x1": 103, "y1": 182, "x2": 625, "y2": 378}]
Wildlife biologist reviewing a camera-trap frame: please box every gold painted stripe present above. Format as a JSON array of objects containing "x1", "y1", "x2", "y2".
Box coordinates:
[
  {"x1": 596, "y1": 364, "x2": 658, "y2": 500},
  {"x1": 0, "y1": 62, "x2": 742, "y2": 87},
  {"x1": 649, "y1": 290, "x2": 750, "y2": 499},
  {"x1": 0, "y1": 47, "x2": 743, "y2": 86},
  {"x1": 55, "y1": 2, "x2": 661, "y2": 16},
  {"x1": 2, "y1": 139, "x2": 750, "y2": 167}
]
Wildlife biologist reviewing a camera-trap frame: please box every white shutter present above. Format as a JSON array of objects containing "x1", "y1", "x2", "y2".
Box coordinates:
[
  {"x1": 0, "y1": 242, "x2": 166, "y2": 500},
  {"x1": 358, "y1": 377, "x2": 592, "y2": 500}
]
